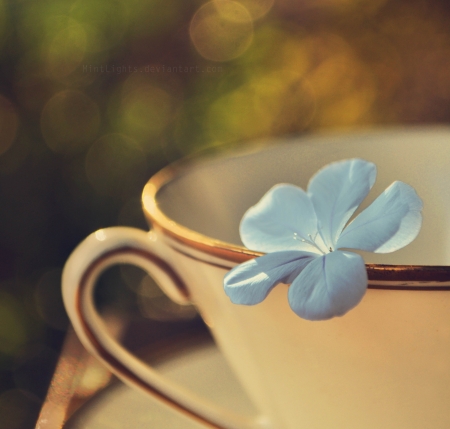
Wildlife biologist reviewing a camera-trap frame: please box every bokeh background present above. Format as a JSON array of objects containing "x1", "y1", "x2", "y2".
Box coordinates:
[{"x1": 1, "y1": 0, "x2": 450, "y2": 426}]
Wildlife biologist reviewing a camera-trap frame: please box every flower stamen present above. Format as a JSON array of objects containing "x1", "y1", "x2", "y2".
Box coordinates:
[{"x1": 293, "y1": 232, "x2": 326, "y2": 254}]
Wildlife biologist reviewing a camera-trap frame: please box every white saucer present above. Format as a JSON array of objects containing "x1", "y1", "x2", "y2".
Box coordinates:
[{"x1": 65, "y1": 340, "x2": 258, "y2": 428}]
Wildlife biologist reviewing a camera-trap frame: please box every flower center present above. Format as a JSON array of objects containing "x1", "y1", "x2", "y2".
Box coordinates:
[{"x1": 293, "y1": 232, "x2": 330, "y2": 254}]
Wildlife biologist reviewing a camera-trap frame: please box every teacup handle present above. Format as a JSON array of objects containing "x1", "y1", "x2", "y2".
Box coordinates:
[{"x1": 62, "y1": 227, "x2": 268, "y2": 429}]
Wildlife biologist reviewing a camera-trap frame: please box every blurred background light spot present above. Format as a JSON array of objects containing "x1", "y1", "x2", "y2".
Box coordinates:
[
  {"x1": 118, "y1": 82, "x2": 175, "y2": 144},
  {"x1": 18, "y1": 3, "x2": 71, "y2": 50},
  {"x1": 298, "y1": 34, "x2": 377, "y2": 127},
  {"x1": 316, "y1": 88, "x2": 376, "y2": 127},
  {"x1": 224, "y1": 0, "x2": 274, "y2": 20},
  {"x1": 0, "y1": 96, "x2": 19, "y2": 156},
  {"x1": 307, "y1": 53, "x2": 359, "y2": 98},
  {"x1": 0, "y1": 292, "x2": 28, "y2": 358},
  {"x1": 34, "y1": 269, "x2": 69, "y2": 331},
  {"x1": 77, "y1": 359, "x2": 111, "y2": 395},
  {"x1": 207, "y1": 70, "x2": 316, "y2": 143},
  {"x1": 70, "y1": 0, "x2": 129, "y2": 52},
  {"x1": 190, "y1": 0, "x2": 254, "y2": 62},
  {"x1": 40, "y1": 90, "x2": 100, "y2": 154},
  {"x1": 308, "y1": 52, "x2": 377, "y2": 127},
  {"x1": 16, "y1": 11, "x2": 97, "y2": 88},
  {"x1": 278, "y1": 37, "x2": 311, "y2": 77},
  {"x1": 46, "y1": 19, "x2": 87, "y2": 79},
  {"x1": 85, "y1": 133, "x2": 148, "y2": 198}
]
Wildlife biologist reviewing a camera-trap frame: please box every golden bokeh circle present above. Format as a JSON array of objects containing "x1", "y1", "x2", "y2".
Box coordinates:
[
  {"x1": 40, "y1": 90, "x2": 100, "y2": 154},
  {"x1": 190, "y1": 0, "x2": 254, "y2": 62}
]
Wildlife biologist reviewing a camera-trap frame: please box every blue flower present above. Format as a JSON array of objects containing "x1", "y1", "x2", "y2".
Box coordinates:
[{"x1": 223, "y1": 159, "x2": 423, "y2": 321}]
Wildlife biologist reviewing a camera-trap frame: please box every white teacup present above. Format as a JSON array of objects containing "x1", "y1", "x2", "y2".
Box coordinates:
[{"x1": 62, "y1": 128, "x2": 450, "y2": 429}]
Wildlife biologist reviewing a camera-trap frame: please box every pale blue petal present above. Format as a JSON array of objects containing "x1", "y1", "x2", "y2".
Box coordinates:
[
  {"x1": 288, "y1": 251, "x2": 367, "y2": 320},
  {"x1": 336, "y1": 181, "x2": 423, "y2": 253},
  {"x1": 224, "y1": 251, "x2": 318, "y2": 305},
  {"x1": 240, "y1": 184, "x2": 324, "y2": 254},
  {"x1": 307, "y1": 159, "x2": 376, "y2": 250}
]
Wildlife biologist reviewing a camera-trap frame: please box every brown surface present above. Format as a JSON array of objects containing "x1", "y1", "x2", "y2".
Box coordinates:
[{"x1": 35, "y1": 316, "x2": 209, "y2": 429}]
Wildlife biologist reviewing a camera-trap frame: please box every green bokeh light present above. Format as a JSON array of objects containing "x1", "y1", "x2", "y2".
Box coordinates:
[{"x1": 0, "y1": 292, "x2": 28, "y2": 359}]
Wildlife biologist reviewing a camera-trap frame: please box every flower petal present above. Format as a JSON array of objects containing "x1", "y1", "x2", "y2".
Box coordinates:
[
  {"x1": 240, "y1": 184, "x2": 323, "y2": 254},
  {"x1": 307, "y1": 159, "x2": 377, "y2": 250},
  {"x1": 288, "y1": 251, "x2": 367, "y2": 320},
  {"x1": 336, "y1": 181, "x2": 423, "y2": 253},
  {"x1": 224, "y1": 251, "x2": 317, "y2": 305}
]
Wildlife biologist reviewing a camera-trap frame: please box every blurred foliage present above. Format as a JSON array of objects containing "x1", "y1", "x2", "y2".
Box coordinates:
[{"x1": 1, "y1": 0, "x2": 450, "y2": 426}]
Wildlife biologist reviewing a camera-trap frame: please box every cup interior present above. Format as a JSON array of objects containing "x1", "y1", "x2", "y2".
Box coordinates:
[{"x1": 156, "y1": 127, "x2": 450, "y2": 265}]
